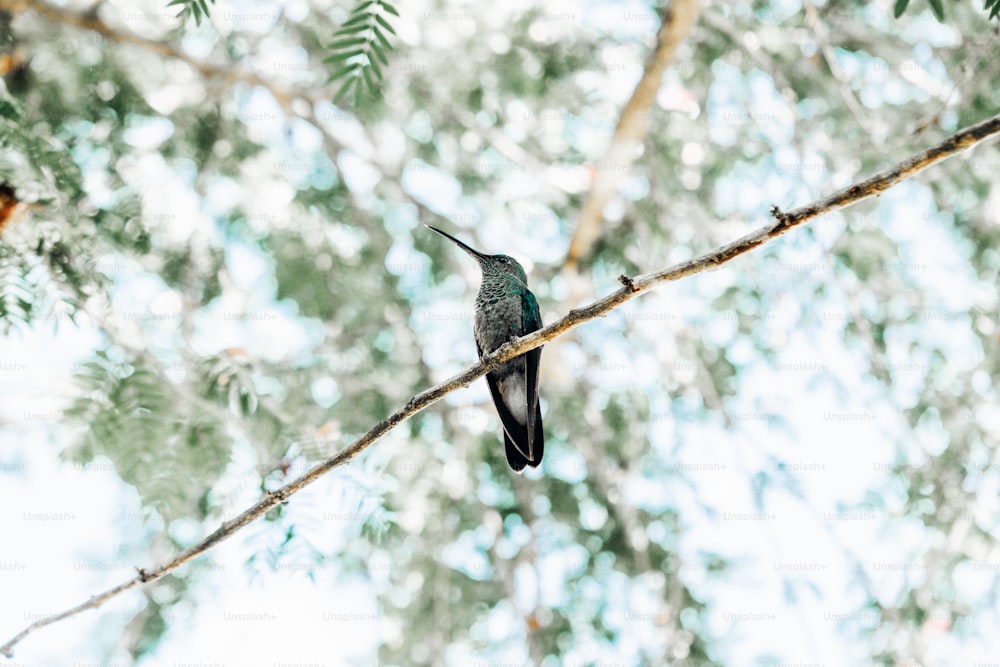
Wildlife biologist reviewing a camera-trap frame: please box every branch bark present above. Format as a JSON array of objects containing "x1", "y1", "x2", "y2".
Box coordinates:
[{"x1": 3, "y1": 110, "x2": 999, "y2": 658}]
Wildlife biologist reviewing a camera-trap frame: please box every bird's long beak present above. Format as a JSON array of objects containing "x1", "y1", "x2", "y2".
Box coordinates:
[{"x1": 426, "y1": 225, "x2": 487, "y2": 261}]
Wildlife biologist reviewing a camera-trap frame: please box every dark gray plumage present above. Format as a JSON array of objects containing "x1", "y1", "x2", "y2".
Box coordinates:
[{"x1": 427, "y1": 225, "x2": 544, "y2": 472}]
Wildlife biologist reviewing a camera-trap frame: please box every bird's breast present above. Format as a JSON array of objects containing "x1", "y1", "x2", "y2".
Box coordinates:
[{"x1": 474, "y1": 296, "x2": 522, "y2": 355}]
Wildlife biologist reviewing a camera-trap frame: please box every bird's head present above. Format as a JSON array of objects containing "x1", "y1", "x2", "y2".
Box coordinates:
[{"x1": 427, "y1": 225, "x2": 528, "y2": 285}]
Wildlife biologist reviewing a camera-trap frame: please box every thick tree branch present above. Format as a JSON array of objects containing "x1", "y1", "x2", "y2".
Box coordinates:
[
  {"x1": 565, "y1": 0, "x2": 703, "y2": 268},
  {"x1": 3, "y1": 108, "x2": 999, "y2": 657}
]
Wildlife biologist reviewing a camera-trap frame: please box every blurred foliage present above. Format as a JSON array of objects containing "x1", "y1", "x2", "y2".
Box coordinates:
[
  {"x1": 64, "y1": 351, "x2": 233, "y2": 521},
  {"x1": 1, "y1": 0, "x2": 999, "y2": 665}
]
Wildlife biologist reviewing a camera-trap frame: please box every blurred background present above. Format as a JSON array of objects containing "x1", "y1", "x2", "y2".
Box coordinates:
[{"x1": 1, "y1": 0, "x2": 999, "y2": 665}]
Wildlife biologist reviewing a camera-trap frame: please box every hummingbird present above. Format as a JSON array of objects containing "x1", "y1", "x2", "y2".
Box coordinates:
[{"x1": 427, "y1": 225, "x2": 544, "y2": 472}]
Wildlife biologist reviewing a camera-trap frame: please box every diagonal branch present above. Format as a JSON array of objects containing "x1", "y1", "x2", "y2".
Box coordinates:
[
  {"x1": 565, "y1": 0, "x2": 703, "y2": 269},
  {"x1": 3, "y1": 111, "x2": 1000, "y2": 658}
]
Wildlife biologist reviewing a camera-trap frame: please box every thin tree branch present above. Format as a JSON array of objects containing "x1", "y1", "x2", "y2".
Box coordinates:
[
  {"x1": 804, "y1": 3, "x2": 885, "y2": 151},
  {"x1": 699, "y1": 9, "x2": 795, "y2": 97},
  {"x1": 0, "y1": 0, "x2": 304, "y2": 113},
  {"x1": 3, "y1": 109, "x2": 999, "y2": 657},
  {"x1": 565, "y1": 0, "x2": 703, "y2": 268}
]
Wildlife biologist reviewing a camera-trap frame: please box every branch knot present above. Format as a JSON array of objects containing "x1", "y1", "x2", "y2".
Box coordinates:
[{"x1": 618, "y1": 274, "x2": 639, "y2": 293}]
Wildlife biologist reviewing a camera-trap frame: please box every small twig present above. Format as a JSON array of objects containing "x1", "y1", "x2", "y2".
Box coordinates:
[
  {"x1": 618, "y1": 274, "x2": 639, "y2": 293},
  {"x1": 0, "y1": 0, "x2": 302, "y2": 114},
  {"x1": 805, "y1": 3, "x2": 884, "y2": 149}
]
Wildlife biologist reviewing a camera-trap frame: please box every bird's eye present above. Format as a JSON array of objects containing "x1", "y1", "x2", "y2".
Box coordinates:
[{"x1": 499, "y1": 257, "x2": 509, "y2": 264}]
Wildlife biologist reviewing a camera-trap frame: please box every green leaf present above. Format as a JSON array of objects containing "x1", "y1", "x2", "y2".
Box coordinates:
[
  {"x1": 332, "y1": 78, "x2": 357, "y2": 105},
  {"x1": 381, "y1": 2, "x2": 400, "y2": 17},
  {"x1": 323, "y1": 52, "x2": 350, "y2": 64},
  {"x1": 168, "y1": 0, "x2": 215, "y2": 25},
  {"x1": 341, "y1": 13, "x2": 372, "y2": 27},
  {"x1": 927, "y1": 0, "x2": 944, "y2": 19},
  {"x1": 336, "y1": 22, "x2": 375, "y2": 36},
  {"x1": 373, "y1": 27, "x2": 392, "y2": 52},
  {"x1": 894, "y1": 0, "x2": 910, "y2": 17},
  {"x1": 328, "y1": 37, "x2": 368, "y2": 50},
  {"x1": 374, "y1": 14, "x2": 396, "y2": 35},
  {"x1": 367, "y1": 54, "x2": 383, "y2": 81},
  {"x1": 361, "y1": 65, "x2": 377, "y2": 93},
  {"x1": 371, "y1": 42, "x2": 389, "y2": 66},
  {"x1": 326, "y1": 63, "x2": 360, "y2": 83},
  {"x1": 0, "y1": 99, "x2": 20, "y2": 120}
]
